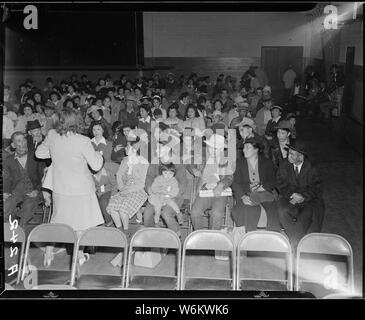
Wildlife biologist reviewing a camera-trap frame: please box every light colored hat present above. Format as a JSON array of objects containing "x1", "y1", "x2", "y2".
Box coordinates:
[
  {"x1": 263, "y1": 85, "x2": 271, "y2": 93},
  {"x1": 212, "y1": 110, "x2": 223, "y2": 117},
  {"x1": 234, "y1": 95, "x2": 247, "y2": 105},
  {"x1": 235, "y1": 117, "x2": 256, "y2": 130},
  {"x1": 87, "y1": 105, "x2": 102, "y2": 114},
  {"x1": 204, "y1": 134, "x2": 227, "y2": 149}
]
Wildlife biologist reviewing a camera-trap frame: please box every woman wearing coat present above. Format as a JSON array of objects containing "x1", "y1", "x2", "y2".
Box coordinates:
[
  {"x1": 36, "y1": 108, "x2": 104, "y2": 266},
  {"x1": 231, "y1": 137, "x2": 280, "y2": 232}
]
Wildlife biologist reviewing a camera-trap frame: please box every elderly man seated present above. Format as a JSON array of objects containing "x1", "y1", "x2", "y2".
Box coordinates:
[
  {"x1": 187, "y1": 134, "x2": 235, "y2": 231},
  {"x1": 276, "y1": 140, "x2": 324, "y2": 248},
  {"x1": 3, "y1": 132, "x2": 44, "y2": 227}
]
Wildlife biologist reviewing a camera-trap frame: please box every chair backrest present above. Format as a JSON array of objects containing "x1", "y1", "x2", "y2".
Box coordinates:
[
  {"x1": 296, "y1": 233, "x2": 354, "y2": 293},
  {"x1": 4, "y1": 223, "x2": 26, "y2": 244},
  {"x1": 297, "y1": 233, "x2": 353, "y2": 256},
  {"x1": 184, "y1": 230, "x2": 234, "y2": 252},
  {"x1": 236, "y1": 231, "x2": 293, "y2": 291},
  {"x1": 238, "y1": 231, "x2": 291, "y2": 253},
  {"x1": 27, "y1": 223, "x2": 77, "y2": 244},
  {"x1": 126, "y1": 227, "x2": 182, "y2": 289},
  {"x1": 78, "y1": 227, "x2": 127, "y2": 248},
  {"x1": 130, "y1": 227, "x2": 181, "y2": 250}
]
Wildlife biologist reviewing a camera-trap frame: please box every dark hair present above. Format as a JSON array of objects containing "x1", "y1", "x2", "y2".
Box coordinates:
[
  {"x1": 19, "y1": 103, "x2": 34, "y2": 115},
  {"x1": 112, "y1": 121, "x2": 122, "y2": 133},
  {"x1": 89, "y1": 121, "x2": 110, "y2": 139},
  {"x1": 139, "y1": 104, "x2": 151, "y2": 115},
  {"x1": 153, "y1": 108, "x2": 163, "y2": 118},
  {"x1": 63, "y1": 98, "x2": 75, "y2": 109},
  {"x1": 167, "y1": 103, "x2": 179, "y2": 116},
  {"x1": 197, "y1": 95, "x2": 207, "y2": 104},
  {"x1": 213, "y1": 99, "x2": 223, "y2": 109},
  {"x1": 179, "y1": 92, "x2": 189, "y2": 100},
  {"x1": 35, "y1": 103, "x2": 45, "y2": 113},
  {"x1": 243, "y1": 139, "x2": 263, "y2": 154},
  {"x1": 185, "y1": 104, "x2": 200, "y2": 119},
  {"x1": 56, "y1": 108, "x2": 78, "y2": 135},
  {"x1": 160, "y1": 162, "x2": 176, "y2": 175}
]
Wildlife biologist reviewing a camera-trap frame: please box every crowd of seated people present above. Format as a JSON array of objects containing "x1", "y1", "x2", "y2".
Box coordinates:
[{"x1": 3, "y1": 67, "x2": 327, "y2": 265}]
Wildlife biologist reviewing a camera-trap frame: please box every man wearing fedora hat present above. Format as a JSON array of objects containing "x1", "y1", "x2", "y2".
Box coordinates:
[
  {"x1": 26, "y1": 120, "x2": 45, "y2": 152},
  {"x1": 276, "y1": 140, "x2": 324, "y2": 248},
  {"x1": 187, "y1": 134, "x2": 235, "y2": 231}
]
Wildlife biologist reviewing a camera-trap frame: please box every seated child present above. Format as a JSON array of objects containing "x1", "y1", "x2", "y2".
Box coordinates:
[{"x1": 148, "y1": 163, "x2": 183, "y2": 225}]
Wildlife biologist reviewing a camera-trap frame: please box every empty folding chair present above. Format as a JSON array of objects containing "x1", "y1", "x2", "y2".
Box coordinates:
[
  {"x1": 126, "y1": 227, "x2": 181, "y2": 290},
  {"x1": 295, "y1": 233, "x2": 354, "y2": 297},
  {"x1": 21, "y1": 223, "x2": 78, "y2": 289},
  {"x1": 71, "y1": 227, "x2": 128, "y2": 289},
  {"x1": 181, "y1": 230, "x2": 235, "y2": 290},
  {"x1": 4, "y1": 223, "x2": 26, "y2": 285},
  {"x1": 236, "y1": 231, "x2": 293, "y2": 291}
]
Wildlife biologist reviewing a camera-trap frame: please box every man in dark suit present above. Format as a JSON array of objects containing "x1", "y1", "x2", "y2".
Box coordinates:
[
  {"x1": 232, "y1": 137, "x2": 280, "y2": 232},
  {"x1": 3, "y1": 132, "x2": 44, "y2": 227},
  {"x1": 276, "y1": 140, "x2": 324, "y2": 248}
]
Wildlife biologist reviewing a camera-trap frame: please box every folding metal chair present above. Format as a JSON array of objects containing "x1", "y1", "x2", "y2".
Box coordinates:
[
  {"x1": 236, "y1": 231, "x2": 293, "y2": 291},
  {"x1": 42, "y1": 204, "x2": 53, "y2": 224},
  {"x1": 31, "y1": 284, "x2": 77, "y2": 290},
  {"x1": 21, "y1": 223, "x2": 78, "y2": 288},
  {"x1": 295, "y1": 233, "x2": 354, "y2": 296},
  {"x1": 4, "y1": 223, "x2": 26, "y2": 285},
  {"x1": 181, "y1": 230, "x2": 235, "y2": 290},
  {"x1": 126, "y1": 227, "x2": 181, "y2": 290},
  {"x1": 71, "y1": 227, "x2": 128, "y2": 289}
]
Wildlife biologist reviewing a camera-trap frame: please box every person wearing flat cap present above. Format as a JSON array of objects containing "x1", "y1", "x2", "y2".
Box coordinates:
[
  {"x1": 276, "y1": 140, "x2": 324, "y2": 248},
  {"x1": 268, "y1": 120, "x2": 293, "y2": 170},
  {"x1": 265, "y1": 105, "x2": 283, "y2": 140},
  {"x1": 231, "y1": 137, "x2": 280, "y2": 231},
  {"x1": 254, "y1": 97, "x2": 273, "y2": 136},
  {"x1": 235, "y1": 117, "x2": 269, "y2": 159}
]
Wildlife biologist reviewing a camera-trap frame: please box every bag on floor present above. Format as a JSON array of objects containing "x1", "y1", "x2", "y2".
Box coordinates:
[
  {"x1": 214, "y1": 226, "x2": 246, "y2": 261},
  {"x1": 134, "y1": 249, "x2": 163, "y2": 268}
]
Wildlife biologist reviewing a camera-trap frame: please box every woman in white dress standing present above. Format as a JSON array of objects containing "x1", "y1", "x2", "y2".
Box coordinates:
[{"x1": 36, "y1": 108, "x2": 104, "y2": 266}]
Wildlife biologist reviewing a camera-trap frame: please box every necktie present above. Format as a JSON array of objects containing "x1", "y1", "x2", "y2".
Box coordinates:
[{"x1": 295, "y1": 165, "x2": 300, "y2": 178}]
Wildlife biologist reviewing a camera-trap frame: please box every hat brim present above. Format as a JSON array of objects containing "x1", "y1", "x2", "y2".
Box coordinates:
[{"x1": 286, "y1": 144, "x2": 307, "y2": 155}]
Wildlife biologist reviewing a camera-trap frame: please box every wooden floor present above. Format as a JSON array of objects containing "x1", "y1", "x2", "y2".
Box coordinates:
[{"x1": 4, "y1": 117, "x2": 363, "y2": 296}]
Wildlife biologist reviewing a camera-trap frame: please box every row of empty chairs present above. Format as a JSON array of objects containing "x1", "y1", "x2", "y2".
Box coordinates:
[{"x1": 3, "y1": 223, "x2": 355, "y2": 296}]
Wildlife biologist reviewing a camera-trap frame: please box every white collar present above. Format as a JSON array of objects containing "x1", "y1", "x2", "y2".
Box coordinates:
[
  {"x1": 273, "y1": 116, "x2": 281, "y2": 123},
  {"x1": 140, "y1": 116, "x2": 151, "y2": 123},
  {"x1": 294, "y1": 161, "x2": 304, "y2": 173},
  {"x1": 91, "y1": 137, "x2": 107, "y2": 146}
]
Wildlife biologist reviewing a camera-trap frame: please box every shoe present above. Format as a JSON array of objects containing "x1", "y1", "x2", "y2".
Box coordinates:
[{"x1": 78, "y1": 253, "x2": 90, "y2": 266}]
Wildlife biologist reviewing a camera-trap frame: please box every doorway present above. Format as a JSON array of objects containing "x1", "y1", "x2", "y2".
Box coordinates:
[{"x1": 261, "y1": 46, "x2": 304, "y2": 104}]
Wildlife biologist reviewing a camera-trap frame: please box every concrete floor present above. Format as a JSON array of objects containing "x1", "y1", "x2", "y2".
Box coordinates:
[{"x1": 4, "y1": 117, "x2": 363, "y2": 297}]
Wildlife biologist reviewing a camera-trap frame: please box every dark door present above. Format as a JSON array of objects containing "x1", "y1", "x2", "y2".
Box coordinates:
[{"x1": 261, "y1": 46, "x2": 303, "y2": 103}]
